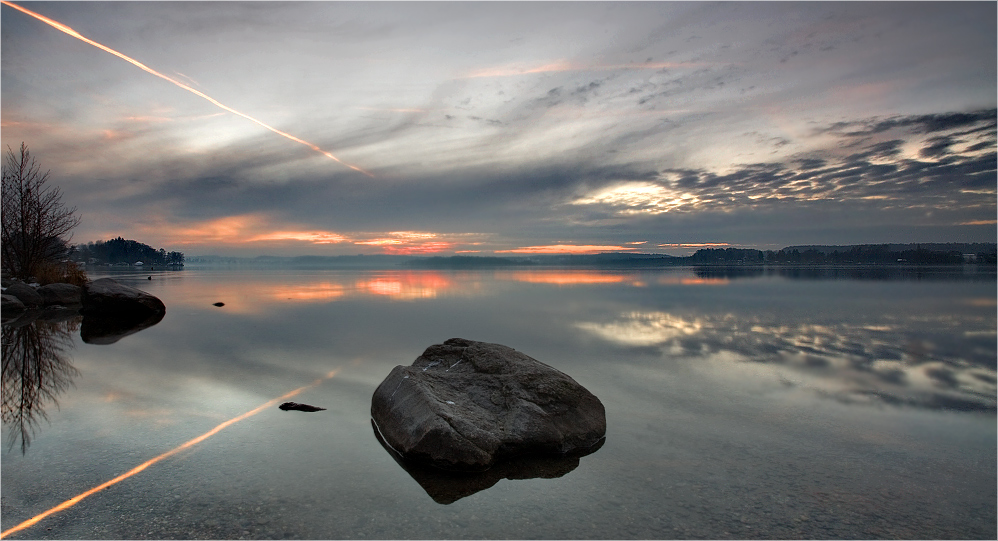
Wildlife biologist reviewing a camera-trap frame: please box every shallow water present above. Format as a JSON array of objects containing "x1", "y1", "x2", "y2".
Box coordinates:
[{"x1": 2, "y1": 267, "x2": 995, "y2": 539}]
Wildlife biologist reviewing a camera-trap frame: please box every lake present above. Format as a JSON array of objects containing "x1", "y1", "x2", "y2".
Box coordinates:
[{"x1": 2, "y1": 266, "x2": 995, "y2": 539}]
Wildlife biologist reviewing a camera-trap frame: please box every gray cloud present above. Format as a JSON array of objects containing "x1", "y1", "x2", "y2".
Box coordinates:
[{"x1": 1, "y1": 2, "x2": 994, "y2": 254}]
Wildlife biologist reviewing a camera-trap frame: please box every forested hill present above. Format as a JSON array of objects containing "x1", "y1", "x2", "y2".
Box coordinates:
[
  {"x1": 688, "y1": 244, "x2": 997, "y2": 265},
  {"x1": 75, "y1": 237, "x2": 184, "y2": 265},
  {"x1": 785, "y1": 243, "x2": 997, "y2": 255}
]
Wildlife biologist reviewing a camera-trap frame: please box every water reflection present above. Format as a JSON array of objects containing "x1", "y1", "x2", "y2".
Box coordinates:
[
  {"x1": 694, "y1": 265, "x2": 997, "y2": 281},
  {"x1": 501, "y1": 270, "x2": 638, "y2": 286},
  {"x1": 356, "y1": 272, "x2": 455, "y2": 300},
  {"x1": 578, "y1": 310, "x2": 997, "y2": 412},
  {"x1": 373, "y1": 420, "x2": 604, "y2": 504},
  {"x1": 188, "y1": 265, "x2": 990, "y2": 313},
  {"x1": 1, "y1": 314, "x2": 81, "y2": 454},
  {"x1": 1, "y1": 304, "x2": 165, "y2": 452},
  {"x1": 80, "y1": 311, "x2": 166, "y2": 345}
]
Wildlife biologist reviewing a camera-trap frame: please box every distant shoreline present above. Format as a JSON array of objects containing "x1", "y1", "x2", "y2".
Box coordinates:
[{"x1": 165, "y1": 242, "x2": 996, "y2": 270}]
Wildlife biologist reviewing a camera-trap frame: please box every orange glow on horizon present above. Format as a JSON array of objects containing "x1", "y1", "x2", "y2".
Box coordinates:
[
  {"x1": 496, "y1": 244, "x2": 636, "y2": 255},
  {"x1": 0, "y1": 369, "x2": 341, "y2": 539},
  {"x1": 247, "y1": 231, "x2": 349, "y2": 244},
  {"x1": 0, "y1": 1, "x2": 372, "y2": 177},
  {"x1": 379, "y1": 242, "x2": 455, "y2": 255},
  {"x1": 353, "y1": 232, "x2": 455, "y2": 255}
]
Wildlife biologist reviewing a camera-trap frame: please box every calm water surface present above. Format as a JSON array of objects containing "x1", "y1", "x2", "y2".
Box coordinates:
[{"x1": 2, "y1": 267, "x2": 995, "y2": 539}]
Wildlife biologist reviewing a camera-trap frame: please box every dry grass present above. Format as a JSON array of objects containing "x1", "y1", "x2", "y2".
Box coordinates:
[{"x1": 34, "y1": 261, "x2": 89, "y2": 287}]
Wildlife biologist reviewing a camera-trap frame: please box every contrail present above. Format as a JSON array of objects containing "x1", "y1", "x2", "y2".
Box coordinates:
[
  {"x1": 0, "y1": 369, "x2": 341, "y2": 539},
  {"x1": 0, "y1": 1, "x2": 373, "y2": 177}
]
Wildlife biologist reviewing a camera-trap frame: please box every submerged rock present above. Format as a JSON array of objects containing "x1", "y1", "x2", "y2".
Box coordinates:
[
  {"x1": 81, "y1": 278, "x2": 165, "y2": 318},
  {"x1": 371, "y1": 338, "x2": 606, "y2": 471},
  {"x1": 38, "y1": 283, "x2": 82, "y2": 306}
]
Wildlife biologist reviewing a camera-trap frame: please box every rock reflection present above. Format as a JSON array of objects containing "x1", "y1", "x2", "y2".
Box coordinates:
[
  {"x1": 579, "y1": 310, "x2": 997, "y2": 412},
  {"x1": 373, "y1": 420, "x2": 604, "y2": 504},
  {"x1": 1, "y1": 314, "x2": 81, "y2": 454},
  {"x1": 80, "y1": 310, "x2": 165, "y2": 345}
]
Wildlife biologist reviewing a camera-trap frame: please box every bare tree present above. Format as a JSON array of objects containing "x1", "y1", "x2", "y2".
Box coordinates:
[{"x1": 1, "y1": 143, "x2": 81, "y2": 279}]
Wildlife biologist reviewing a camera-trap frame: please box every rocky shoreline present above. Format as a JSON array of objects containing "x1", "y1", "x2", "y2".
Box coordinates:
[{"x1": 2, "y1": 277, "x2": 166, "y2": 343}]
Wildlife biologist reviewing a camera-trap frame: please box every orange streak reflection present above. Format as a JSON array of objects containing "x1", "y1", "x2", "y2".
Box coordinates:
[
  {"x1": 0, "y1": 369, "x2": 340, "y2": 539},
  {"x1": 357, "y1": 271, "x2": 454, "y2": 300},
  {"x1": 506, "y1": 271, "x2": 631, "y2": 285},
  {"x1": 270, "y1": 282, "x2": 346, "y2": 302},
  {"x1": 0, "y1": 1, "x2": 372, "y2": 177}
]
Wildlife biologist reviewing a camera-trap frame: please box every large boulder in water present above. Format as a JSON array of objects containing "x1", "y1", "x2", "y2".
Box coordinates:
[
  {"x1": 81, "y1": 278, "x2": 165, "y2": 319},
  {"x1": 38, "y1": 283, "x2": 82, "y2": 306},
  {"x1": 371, "y1": 338, "x2": 606, "y2": 471}
]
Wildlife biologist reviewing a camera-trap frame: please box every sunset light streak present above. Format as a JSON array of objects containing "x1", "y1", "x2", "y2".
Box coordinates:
[
  {"x1": 0, "y1": 369, "x2": 341, "y2": 539},
  {"x1": 0, "y1": 1, "x2": 373, "y2": 177}
]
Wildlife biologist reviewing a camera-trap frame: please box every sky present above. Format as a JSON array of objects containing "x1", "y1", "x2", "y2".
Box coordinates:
[{"x1": 1, "y1": 1, "x2": 995, "y2": 257}]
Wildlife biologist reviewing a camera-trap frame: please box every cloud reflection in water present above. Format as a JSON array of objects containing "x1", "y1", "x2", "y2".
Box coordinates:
[{"x1": 578, "y1": 310, "x2": 996, "y2": 412}]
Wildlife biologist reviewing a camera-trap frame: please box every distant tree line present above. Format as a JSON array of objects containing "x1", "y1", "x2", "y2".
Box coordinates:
[
  {"x1": 75, "y1": 237, "x2": 184, "y2": 266},
  {"x1": 686, "y1": 245, "x2": 997, "y2": 265}
]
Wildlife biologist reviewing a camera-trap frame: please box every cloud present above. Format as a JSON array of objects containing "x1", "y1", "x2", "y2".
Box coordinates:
[
  {"x1": 2, "y1": 2, "x2": 993, "y2": 254},
  {"x1": 461, "y1": 59, "x2": 711, "y2": 79},
  {"x1": 569, "y1": 109, "x2": 997, "y2": 218}
]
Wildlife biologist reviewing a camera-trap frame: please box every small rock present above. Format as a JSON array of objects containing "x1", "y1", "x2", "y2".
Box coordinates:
[
  {"x1": 278, "y1": 402, "x2": 326, "y2": 412},
  {"x1": 213, "y1": 302, "x2": 225, "y2": 307}
]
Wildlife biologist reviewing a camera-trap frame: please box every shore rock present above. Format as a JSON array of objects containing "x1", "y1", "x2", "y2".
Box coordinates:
[
  {"x1": 81, "y1": 278, "x2": 166, "y2": 318},
  {"x1": 371, "y1": 338, "x2": 606, "y2": 471},
  {"x1": 2, "y1": 294, "x2": 27, "y2": 317},
  {"x1": 4, "y1": 282, "x2": 43, "y2": 307},
  {"x1": 38, "y1": 283, "x2": 82, "y2": 306}
]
